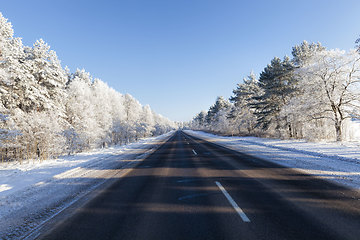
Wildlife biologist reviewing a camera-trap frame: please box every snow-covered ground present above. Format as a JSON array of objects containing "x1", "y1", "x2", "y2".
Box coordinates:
[
  {"x1": 0, "y1": 131, "x2": 174, "y2": 240},
  {"x1": 184, "y1": 130, "x2": 360, "y2": 190}
]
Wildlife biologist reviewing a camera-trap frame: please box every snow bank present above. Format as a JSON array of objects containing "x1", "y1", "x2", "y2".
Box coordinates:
[
  {"x1": 184, "y1": 130, "x2": 360, "y2": 190},
  {"x1": 0, "y1": 131, "x2": 174, "y2": 239}
]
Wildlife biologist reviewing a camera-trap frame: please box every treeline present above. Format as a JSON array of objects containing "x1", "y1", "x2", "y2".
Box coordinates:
[
  {"x1": 0, "y1": 13, "x2": 176, "y2": 163},
  {"x1": 191, "y1": 41, "x2": 360, "y2": 142}
]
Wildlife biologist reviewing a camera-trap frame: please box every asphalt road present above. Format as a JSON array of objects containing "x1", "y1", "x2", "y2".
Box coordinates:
[{"x1": 36, "y1": 130, "x2": 360, "y2": 240}]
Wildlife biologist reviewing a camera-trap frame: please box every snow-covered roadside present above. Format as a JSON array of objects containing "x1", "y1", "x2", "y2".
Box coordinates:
[
  {"x1": 0, "y1": 131, "x2": 174, "y2": 240},
  {"x1": 184, "y1": 130, "x2": 360, "y2": 190}
]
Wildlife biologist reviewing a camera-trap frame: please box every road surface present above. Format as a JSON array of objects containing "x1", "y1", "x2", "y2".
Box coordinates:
[{"x1": 35, "y1": 131, "x2": 360, "y2": 240}]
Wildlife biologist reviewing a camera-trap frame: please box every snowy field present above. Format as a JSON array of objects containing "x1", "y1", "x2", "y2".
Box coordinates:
[
  {"x1": 0, "y1": 131, "x2": 174, "y2": 240},
  {"x1": 184, "y1": 130, "x2": 360, "y2": 190}
]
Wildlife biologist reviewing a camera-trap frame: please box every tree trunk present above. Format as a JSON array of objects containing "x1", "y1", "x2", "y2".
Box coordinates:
[
  {"x1": 332, "y1": 104, "x2": 343, "y2": 142},
  {"x1": 335, "y1": 120, "x2": 342, "y2": 141},
  {"x1": 288, "y1": 123, "x2": 293, "y2": 138}
]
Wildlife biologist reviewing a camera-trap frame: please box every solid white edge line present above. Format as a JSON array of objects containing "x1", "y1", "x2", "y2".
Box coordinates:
[
  {"x1": 215, "y1": 181, "x2": 251, "y2": 223},
  {"x1": 192, "y1": 149, "x2": 197, "y2": 155}
]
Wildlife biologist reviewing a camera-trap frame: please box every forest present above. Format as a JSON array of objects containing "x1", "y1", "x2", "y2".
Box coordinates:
[
  {"x1": 191, "y1": 41, "x2": 360, "y2": 142},
  {"x1": 0, "y1": 13, "x2": 176, "y2": 163}
]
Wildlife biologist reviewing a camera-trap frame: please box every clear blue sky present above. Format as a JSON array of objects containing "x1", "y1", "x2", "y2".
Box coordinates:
[{"x1": 2, "y1": 0, "x2": 360, "y2": 121}]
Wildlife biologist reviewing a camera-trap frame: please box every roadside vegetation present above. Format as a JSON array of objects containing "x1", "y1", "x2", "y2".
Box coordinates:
[
  {"x1": 191, "y1": 41, "x2": 360, "y2": 142},
  {"x1": 0, "y1": 13, "x2": 176, "y2": 164}
]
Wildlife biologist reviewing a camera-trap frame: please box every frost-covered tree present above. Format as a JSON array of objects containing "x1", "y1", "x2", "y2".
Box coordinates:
[
  {"x1": 275, "y1": 41, "x2": 327, "y2": 139},
  {"x1": 251, "y1": 56, "x2": 298, "y2": 137},
  {"x1": 62, "y1": 127, "x2": 82, "y2": 155},
  {"x1": 123, "y1": 93, "x2": 143, "y2": 123},
  {"x1": 192, "y1": 111, "x2": 207, "y2": 130},
  {"x1": 293, "y1": 49, "x2": 360, "y2": 141},
  {"x1": 292, "y1": 40, "x2": 325, "y2": 67},
  {"x1": 229, "y1": 72, "x2": 262, "y2": 135},
  {"x1": 121, "y1": 94, "x2": 143, "y2": 142},
  {"x1": 206, "y1": 96, "x2": 231, "y2": 124},
  {"x1": 106, "y1": 86, "x2": 126, "y2": 145},
  {"x1": 137, "y1": 105, "x2": 155, "y2": 138},
  {"x1": 204, "y1": 96, "x2": 232, "y2": 133},
  {"x1": 0, "y1": 14, "x2": 70, "y2": 161},
  {"x1": 0, "y1": 13, "x2": 28, "y2": 111},
  {"x1": 91, "y1": 78, "x2": 114, "y2": 147},
  {"x1": 65, "y1": 69, "x2": 99, "y2": 149},
  {"x1": 16, "y1": 110, "x2": 65, "y2": 160},
  {"x1": 0, "y1": 109, "x2": 21, "y2": 162},
  {"x1": 27, "y1": 39, "x2": 67, "y2": 111}
]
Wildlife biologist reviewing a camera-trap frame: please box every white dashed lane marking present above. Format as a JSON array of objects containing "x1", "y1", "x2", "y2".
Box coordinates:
[{"x1": 215, "y1": 181, "x2": 251, "y2": 223}]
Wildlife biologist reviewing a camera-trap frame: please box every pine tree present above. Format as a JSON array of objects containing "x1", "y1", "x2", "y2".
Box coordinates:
[
  {"x1": 206, "y1": 97, "x2": 230, "y2": 123},
  {"x1": 0, "y1": 13, "x2": 29, "y2": 111},
  {"x1": 192, "y1": 111, "x2": 207, "y2": 129},
  {"x1": 252, "y1": 56, "x2": 296, "y2": 137},
  {"x1": 205, "y1": 96, "x2": 231, "y2": 132},
  {"x1": 229, "y1": 72, "x2": 261, "y2": 134},
  {"x1": 292, "y1": 40, "x2": 325, "y2": 67}
]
